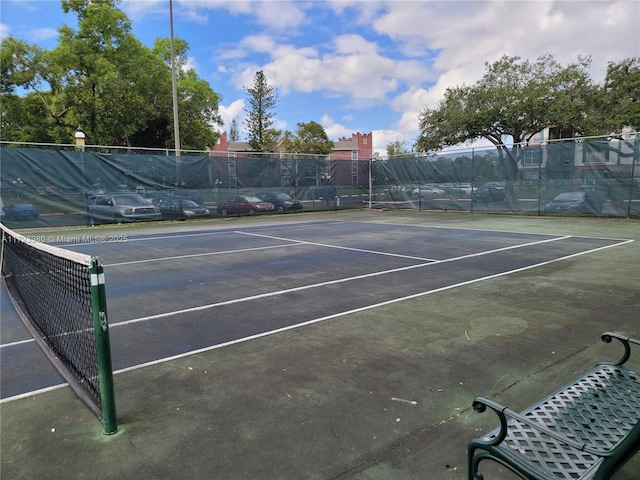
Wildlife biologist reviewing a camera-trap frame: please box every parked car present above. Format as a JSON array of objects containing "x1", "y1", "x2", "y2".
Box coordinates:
[
  {"x1": 216, "y1": 196, "x2": 275, "y2": 216},
  {"x1": 256, "y1": 192, "x2": 303, "y2": 212},
  {"x1": 412, "y1": 185, "x2": 446, "y2": 197},
  {"x1": 471, "y1": 186, "x2": 505, "y2": 203},
  {"x1": 87, "y1": 194, "x2": 161, "y2": 224},
  {"x1": 156, "y1": 198, "x2": 210, "y2": 220},
  {"x1": 151, "y1": 189, "x2": 204, "y2": 206},
  {"x1": 544, "y1": 191, "x2": 604, "y2": 215},
  {"x1": 4, "y1": 202, "x2": 39, "y2": 220},
  {"x1": 576, "y1": 184, "x2": 608, "y2": 203},
  {"x1": 306, "y1": 185, "x2": 337, "y2": 204}
]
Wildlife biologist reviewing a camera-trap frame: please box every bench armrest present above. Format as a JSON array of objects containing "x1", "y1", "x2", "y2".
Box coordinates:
[
  {"x1": 600, "y1": 332, "x2": 640, "y2": 367},
  {"x1": 472, "y1": 397, "x2": 611, "y2": 456}
]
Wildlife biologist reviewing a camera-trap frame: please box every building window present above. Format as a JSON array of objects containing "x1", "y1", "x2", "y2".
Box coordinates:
[
  {"x1": 582, "y1": 170, "x2": 604, "y2": 186},
  {"x1": 582, "y1": 145, "x2": 609, "y2": 164},
  {"x1": 351, "y1": 150, "x2": 358, "y2": 160},
  {"x1": 522, "y1": 148, "x2": 542, "y2": 166}
]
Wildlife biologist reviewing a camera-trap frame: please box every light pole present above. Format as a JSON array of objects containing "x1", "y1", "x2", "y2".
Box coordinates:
[
  {"x1": 169, "y1": 0, "x2": 181, "y2": 183},
  {"x1": 75, "y1": 127, "x2": 88, "y2": 224}
]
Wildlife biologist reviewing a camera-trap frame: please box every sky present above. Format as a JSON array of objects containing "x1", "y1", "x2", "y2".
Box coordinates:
[{"x1": 1, "y1": 0, "x2": 639, "y2": 154}]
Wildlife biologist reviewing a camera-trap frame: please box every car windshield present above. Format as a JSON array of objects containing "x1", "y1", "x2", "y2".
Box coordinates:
[
  {"x1": 554, "y1": 192, "x2": 584, "y2": 202},
  {"x1": 182, "y1": 200, "x2": 199, "y2": 207},
  {"x1": 114, "y1": 195, "x2": 148, "y2": 205},
  {"x1": 243, "y1": 196, "x2": 263, "y2": 202}
]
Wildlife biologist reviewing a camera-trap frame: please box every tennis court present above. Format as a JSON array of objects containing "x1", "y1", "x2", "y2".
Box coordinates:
[
  {"x1": 1, "y1": 211, "x2": 639, "y2": 479},
  {"x1": 1, "y1": 217, "x2": 631, "y2": 398}
]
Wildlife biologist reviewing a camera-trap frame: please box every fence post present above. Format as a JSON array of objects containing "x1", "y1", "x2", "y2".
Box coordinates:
[
  {"x1": 628, "y1": 135, "x2": 638, "y2": 218},
  {"x1": 89, "y1": 259, "x2": 118, "y2": 435}
]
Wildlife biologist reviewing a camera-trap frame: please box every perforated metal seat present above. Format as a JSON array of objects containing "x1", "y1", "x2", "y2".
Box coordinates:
[{"x1": 469, "y1": 333, "x2": 640, "y2": 480}]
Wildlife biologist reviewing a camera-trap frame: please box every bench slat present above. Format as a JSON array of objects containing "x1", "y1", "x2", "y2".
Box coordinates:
[
  {"x1": 482, "y1": 366, "x2": 640, "y2": 479},
  {"x1": 469, "y1": 333, "x2": 640, "y2": 480}
]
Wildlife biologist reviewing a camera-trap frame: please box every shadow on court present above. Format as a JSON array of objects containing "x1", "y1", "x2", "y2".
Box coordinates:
[{"x1": 1, "y1": 211, "x2": 639, "y2": 479}]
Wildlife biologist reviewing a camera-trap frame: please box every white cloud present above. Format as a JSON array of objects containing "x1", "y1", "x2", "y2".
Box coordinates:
[
  {"x1": 185, "y1": 56, "x2": 198, "y2": 72},
  {"x1": 122, "y1": 0, "x2": 166, "y2": 21},
  {"x1": 218, "y1": 99, "x2": 245, "y2": 131},
  {"x1": 354, "y1": 0, "x2": 640, "y2": 149},
  {"x1": 225, "y1": 33, "x2": 432, "y2": 106},
  {"x1": 253, "y1": 0, "x2": 306, "y2": 29},
  {"x1": 321, "y1": 114, "x2": 352, "y2": 140},
  {"x1": 0, "y1": 23, "x2": 10, "y2": 40},
  {"x1": 371, "y1": 129, "x2": 409, "y2": 156},
  {"x1": 30, "y1": 28, "x2": 58, "y2": 42}
]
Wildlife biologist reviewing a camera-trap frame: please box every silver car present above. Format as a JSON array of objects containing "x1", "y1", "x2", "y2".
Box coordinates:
[{"x1": 87, "y1": 194, "x2": 161, "y2": 225}]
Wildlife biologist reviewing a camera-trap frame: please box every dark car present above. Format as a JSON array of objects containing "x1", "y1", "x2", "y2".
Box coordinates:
[
  {"x1": 156, "y1": 198, "x2": 210, "y2": 220},
  {"x1": 151, "y1": 189, "x2": 204, "y2": 206},
  {"x1": 471, "y1": 186, "x2": 505, "y2": 203},
  {"x1": 256, "y1": 192, "x2": 303, "y2": 212},
  {"x1": 87, "y1": 193, "x2": 161, "y2": 224},
  {"x1": 216, "y1": 196, "x2": 275, "y2": 216},
  {"x1": 4, "y1": 202, "x2": 40, "y2": 220},
  {"x1": 544, "y1": 191, "x2": 604, "y2": 215},
  {"x1": 307, "y1": 185, "x2": 337, "y2": 204}
]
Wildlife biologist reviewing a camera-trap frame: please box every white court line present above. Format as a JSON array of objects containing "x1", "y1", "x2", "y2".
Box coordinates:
[
  {"x1": 108, "y1": 235, "x2": 570, "y2": 327},
  {"x1": 1, "y1": 338, "x2": 36, "y2": 348},
  {"x1": 341, "y1": 219, "x2": 634, "y2": 242},
  {"x1": 0, "y1": 238, "x2": 633, "y2": 403},
  {"x1": 0, "y1": 383, "x2": 68, "y2": 403},
  {"x1": 104, "y1": 243, "x2": 296, "y2": 267},
  {"x1": 235, "y1": 230, "x2": 439, "y2": 262}
]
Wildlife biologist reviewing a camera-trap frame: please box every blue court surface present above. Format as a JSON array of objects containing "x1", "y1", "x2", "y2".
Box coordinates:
[{"x1": 0, "y1": 218, "x2": 632, "y2": 400}]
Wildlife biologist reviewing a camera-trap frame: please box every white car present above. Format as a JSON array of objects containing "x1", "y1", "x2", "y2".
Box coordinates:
[
  {"x1": 87, "y1": 193, "x2": 161, "y2": 224},
  {"x1": 412, "y1": 185, "x2": 446, "y2": 197}
]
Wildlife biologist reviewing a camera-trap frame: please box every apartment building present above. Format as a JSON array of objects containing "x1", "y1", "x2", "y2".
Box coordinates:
[{"x1": 209, "y1": 131, "x2": 373, "y2": 189}]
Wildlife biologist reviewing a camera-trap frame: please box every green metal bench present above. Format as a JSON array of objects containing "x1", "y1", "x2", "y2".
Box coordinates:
[{"x1": 468, "y1": 332, "x2": 640, "y2": 480}]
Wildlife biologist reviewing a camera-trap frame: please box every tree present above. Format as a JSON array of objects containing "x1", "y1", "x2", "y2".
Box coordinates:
[
  {"x1": 229, "y1": 118, "x2": 240, "y2": 141},
  {"x1": 152, "y1": 38, "x2": 222, "y2": 150},
  {"x1": 282, "y1": 121, "x2": 333, "y2": 154},
  {"x1": 416, "y1": 54, "x2": 597, "y2": 194},
  {"x1": 0, "y1": 0, "x2": 222, "y2": 148},
  {"x1": 386, "y1": 139, "x2": 411, "y2": 156},
  {"x1": 280, "y1": 121, "x2": 333, "y2": 187},
  {"x1": 599, "y1": 58, "x2": 640, "y2": 133},
  {"x1": 244, "y1": 70, "x2": 279, "y2": 151}
]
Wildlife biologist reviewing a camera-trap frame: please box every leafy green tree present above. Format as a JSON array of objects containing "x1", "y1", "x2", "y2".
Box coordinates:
[
  {"x1": 416, "y1": 54, "x2": 596, "y2": 192},
  {"x1": 282, "y1": 121, "x2": 333, "y2": 154},
  {"x1": 599, "y1": 58, "x2": 640, "y2": 133},
  {"x1": 386, "y1": 139, "x2": 411, "y2": 156},
  {"x1": 152, "y1": 38, "x2": 222, "y2": 149},
  {"x1": 1, "y1": 0, "x2": 222, "y2": 149},
  {"x1": 244, "y1": 70, "x2": 279, "y2": 151},
  {"x1": 280, "y1": 121, "x2": 333, "y2": 187}
]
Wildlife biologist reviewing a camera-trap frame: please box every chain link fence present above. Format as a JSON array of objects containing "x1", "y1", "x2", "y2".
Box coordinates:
[{"x1": 1, "y1": 133, "x2": 638, "y2": 227}]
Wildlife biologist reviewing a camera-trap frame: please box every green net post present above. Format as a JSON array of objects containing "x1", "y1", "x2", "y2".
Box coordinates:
[{"x1": 89, "y1": 259, "x2": 118, "y2": 435}]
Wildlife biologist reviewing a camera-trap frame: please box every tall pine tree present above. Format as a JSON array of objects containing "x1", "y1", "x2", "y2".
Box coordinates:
[{"x1": 244, "y1": 71, "x2": 279, "y2": 151}]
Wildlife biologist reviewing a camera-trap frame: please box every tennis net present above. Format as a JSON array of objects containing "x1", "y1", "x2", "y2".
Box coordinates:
[{"x1": 1, "y1": 223, "x2": 117, "y2": 433}]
